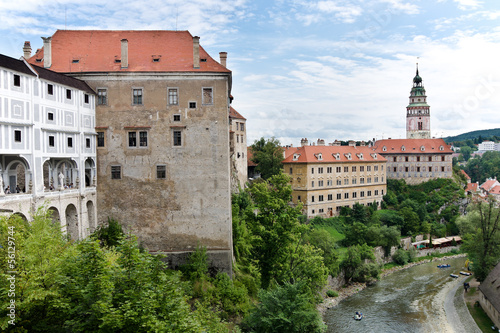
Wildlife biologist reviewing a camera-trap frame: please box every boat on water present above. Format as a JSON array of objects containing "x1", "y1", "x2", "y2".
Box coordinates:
[
  {"x1": 354, "y1": 311, "x2": 363, "y2": 320},
  {"x1": 450, "y1": 274, "x2": 459, "y2": 278},
  {"x1": 437, "y1": 264, "x2": 450, "y2": 268},
  {"x1": 460, "y1": 271, "x2": 472, "y2": 276}
]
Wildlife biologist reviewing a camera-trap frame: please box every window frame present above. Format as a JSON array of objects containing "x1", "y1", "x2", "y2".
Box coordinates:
[
  {"x1": 156, "y1": 165, "x2": 167, "y2": 179},
  {"x1": 168, "y1": 88, "x2": 179, "y2": 105},
  {"x1": 132, "y1": 88, "x2": 143, "y2": 105},
  {"x1": 49, "y1": 135, "x2": 55, "y2": 147},
  {"x1": 67, "y1": 137, "x2": 73, "y2": 148},
  {"x1": 97, "y1": 88, "x2": 108, "y2": 105},
  {"x1": 202, "y1": 87, "x2": 213, "y2": 105},
  {"x1": 14, "y1": 130, "x2": 22, "y2": 142},
  {"x1": 13, "y1": 74, "x2": 20, "y2": 87},
  {"x1": 173, "y1": 130, "x2": 183, "y2": 147},
  {"x1": 66, "y1": 89, "x2": 72, "y2": 100},
  {"x1": 111, "y1": 165, "x2": 122, "y2": 180},
  {"x1": 97, "y1": 131, "x2": 105, "y2": 147},
  {"x1": 47, "y1": 84, "x2": 54, "y2": 95}
]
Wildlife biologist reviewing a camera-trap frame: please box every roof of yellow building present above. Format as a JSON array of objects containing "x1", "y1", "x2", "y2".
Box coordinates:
[
  {"x1": 282, "y1": 145, "x2": 386, "y2": 163},
  {"x1": 373, "y1": 138, "x2": 453, "y2": 154}
]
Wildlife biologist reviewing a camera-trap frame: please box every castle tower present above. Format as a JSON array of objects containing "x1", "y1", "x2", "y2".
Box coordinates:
[{"x1": 406, "y1": 64, "x2": 431, "y2": 139}]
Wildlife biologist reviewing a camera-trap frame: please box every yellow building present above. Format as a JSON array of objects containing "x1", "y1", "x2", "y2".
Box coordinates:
[{"x1": 283, "y1": 141, "x2": 387, "y2": 218}]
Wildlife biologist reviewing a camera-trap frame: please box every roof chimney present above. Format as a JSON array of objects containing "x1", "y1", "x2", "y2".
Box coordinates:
[
  {"x1": 193, "y1": 36, "x2": 200, "y2": 69},
  {"x1": 121, "y1": 39, "x2": 128, "y2": 68},
  {"x1": 348, "y1": 140, "x2": 356, "y2": 147},
  {"x1": 41, "y1": 37, "x2": 52, "y2": 68},
  {"x1": 317, "y1": 139, "x2": 325, "y2": 146},
  {"x1": 23, "y1": 41, "x2": 32, "y2": 59},
  {"x1": 300, "y1": 138, "x2": 308, "y2": 147},
  {"x1": 219, "y1": 52, "x2": 227, "y2": 67},
  {"x1": 333, "y1": 140, "x2": 341, "y2": 146}
]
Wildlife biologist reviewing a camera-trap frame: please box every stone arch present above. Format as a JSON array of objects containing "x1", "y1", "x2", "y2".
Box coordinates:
[
  {"x1": 9, "y1": 212, "x2": 28, "y2": 222},
  {"x1": 85, "y1": 158, "x2": 96, "y2": 187},
  {"x1": 55, "y1": 160, "x2": 77, "y2": 189},
  {"x1": 4, "y1": 158, "x2": 30, "y2": 193},
  {"x1": 87, "y1": 201, "x2": 96, "y2": 232},
  {"x1": 48, "y1": 206, "x2": 60, "y2": 225},
  {"x1": 65, "y1": 204, "x2": 79, "y2": 240}
]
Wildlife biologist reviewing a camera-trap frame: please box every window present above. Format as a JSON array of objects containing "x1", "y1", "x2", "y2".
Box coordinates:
[
  {"x1": 319, "y1": 208, "x2": 324, "y2": 213},
  {"x1": 297, "y1": 195, "x2": 301, "y2": 201},
  {"x1": 344, "y1": 166, "x2": 348, "y2": 172},
  {"x1": 97, "y1": 89, "x2": 107, "y2": 105},
  {"x1": 86, "y1": 138, "x2": 91, "y2": 148},
  {"x1": 405, "y1": 167, "x2": 409, "y2": 172},
  {"x1": 441, "y1": 156, "x2": 445, "y2": 161},
  {"x1": 202, "y1": 87, "x2": 213, "y2": 105},
  {"x1": 327, "y1": 167, "x2": 332, "y2": 173},
  {"x1": 48, "y1": 135, "x2": 55, "y2": 147},
  {"x1": 311, "y1": 168, "x2": 314, "y2": 174},
  {"x1": 68, "y1": 137, "x2": 73, "y2": 147},
  {"x1": 352, "y1": 178, "x2": 357, "y2": 184},
  {"x1": 367, "y1": 166, "x2": 371, "y2": 172},
  {"x1": 327, "y1": 180, "x2": 332, "y2": 186},
  {"x1": 367, "y1": 177, "x2": 371, "y2": 183},
  {"x1": 441, "y1": 166, "x2": 445, "y2": 172},
  {"x1": 353, "y1": 192, "x2": 357, "y2": 198},
  {"x1": 168, "y1": 88, "x2": 178, "y2": 105},
  {"x1": 240, "y1": 123, "x2": 244, "y2": 131},
  {"x1": 97, "y1": 132, "x2": 105, "y2": 147},
  {"x1": 128, "y1": 132, "x2": 136, "y2": 147},
  {"x1": 367, "y1": 191, "x2": 372, "y2": 196},
  {"x1": 344, "y1": 193, "x2": 349, "y2": 199},
  {"x1": 157, "y1": 165, "x2": 166, "y2": 179},
  {"x1": 344, "y1": 179, "x2": 349, "y2": 185},
  {"x1": 189, "y1": 101, "x2": 197, "y2": 109},
  {"x1": 84, "y1": 94, "x2": 89, "y2": 104},
  {"x1": 236, "y1": 134, "x2": 239, "y2": 143},
  {"x1": 375, "y1": 190, "x2": 379, "y2": 195},
  {"x1": 328, "y1": 194, "x2": 333, "y2": 200},
  {"x1": 375, "y1": 177, "x2": 379, "y2": 183},
  {"x1": 336, "y1": 179, "x2": 341, "y2": 185},
  {"x1": 429, "y1": 156, "x2": 432, "y2": 162},
  {"x1": 393, "y1": 167, "x2": 397, "y2": 172},
  {"x1": 311, "y1": 181, "x2": 315, "y2": 187},
  {"x1": 111, "y1": 166, "x2": 121, "y2": 179},
  {"x1": 360, "y1": 178, "x2": 365, "y2": 184},
  {"x1": 14, "y1": 130, "x2": 21, "y2": 142},
  {"x1": 13, "y1": 74, "x2": 20, "y2": 87},
  {"x1": 312, "y1": 196, "x2": 315, "y2": 203},
  {"x1": 66, "y1": 89, "x2": 72, "y2": 99},
  {"x1": 405, "y1": 156, "x2": 409, "y2": 162},
  {"x1": 173, "y1": 114, "x2": 181, "y2": 122},
  {"x1": 318, "y1": 180, "x2": 324, "y2": 187},
  {"x1": 173, "y1": 130, "x2": 182, "y2": 146},
  {"x1": 417, "y1": 167, "x2": 421, "y2": 172},
  {"x1": 360, "y1": 166, "x2": 364, "y2": 172},
  {"x1": 360, "y1": 191, "x2": 365, "y2": 197},
  {"x1": 352, "y1": 166, "x2": 356, "y2": 172},
  {"x1": 318, "y1": 167, "x2": 324, "y2": 174},
  {"x1": 319, "y1": 195, "x2": 324, "y2": 202},
  {"x1": 133, "y1": 88, "x2": 143, "y2": 105},
  {"x1": 48, "y1": 112, "x2": 54, "y2": 121},
  {"x1": 47, "y1": 84, "x2": 54, "y2": 95},
  {"x1": 417, "y1": 156, "x2": 420, "y2": 162},
  {"x1": 337, "y1": 193, "x2": 341, "y2": 200}
]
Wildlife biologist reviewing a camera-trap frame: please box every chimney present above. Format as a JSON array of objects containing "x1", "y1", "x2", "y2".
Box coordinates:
[
  {"x1": 121, "y1": 39, "x2": 128, "y2": 68},
  {"x1": 219, "y1": 52, "x2": 227, "y2": 67},
  {"x1": 41, "y1": 37, "x2": 52, "y2": 68},
  {"x1": 300, "y1": 138, "x2": 308, "y2": 147},
  {"x1": 23, "y1": 41, "x2": 32, "y2": 58},
  {"x1": 348, "y1": 140, "x2": 356, "y2": 147},
  {"x1": 360, "y1": 141, "x2": 366, "y2": 146},
  {"x1": 333, "y1": 140, "x2": 341, "y2": 146},
  {"x1": 317, "y1": 139, "x2": 325, "y2": 146},
  {"x1": 193, "y1": 36, "x2": 200, "y2": 69}
]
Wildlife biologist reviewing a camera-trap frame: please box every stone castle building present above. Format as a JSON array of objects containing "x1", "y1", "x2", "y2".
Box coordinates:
[
  {"x1": 229, "y1": 106, "x2": 247, "y2": 189},
  {"x1": 27, "y1": 30, "x2": 233, "y2": 274},
  {"x1": 374, "y1": 66, "x2": 453, "y2": 184},
  {"x1": 283, "y1": 139, "x2": 387, "y2": 218},
  {"x1": 0, "y1": 53, "x2": 97, "y2": 237}
]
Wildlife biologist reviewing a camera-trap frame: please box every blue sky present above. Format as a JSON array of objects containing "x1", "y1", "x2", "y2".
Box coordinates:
[{"x1": 1, "y1": 0, "x2": 500, "y2": 145}]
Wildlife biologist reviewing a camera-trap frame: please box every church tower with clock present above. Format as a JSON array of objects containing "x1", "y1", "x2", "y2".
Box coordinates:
[{"x1": 406, "y1": 65, "x2": 431, "y2": 139}]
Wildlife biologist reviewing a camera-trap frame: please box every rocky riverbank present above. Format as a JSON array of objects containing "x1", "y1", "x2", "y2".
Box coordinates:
[{"x1": 318, "y1": 253, "x2": 467, "y2": 315}]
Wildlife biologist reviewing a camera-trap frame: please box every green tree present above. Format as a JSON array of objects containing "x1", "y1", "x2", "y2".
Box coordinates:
[
  {"x1": 457, "y1": 198, "x2": 500, "y2": 281},
  {"x1": 250, "y1": 137, "x2": 284, "y2": 180},
  {"x1": 303, "y1": 228, "x2": 340, "y2": 276},
  {"x1": 244, "y1": 283, "x2": 326, "y2": 333},
  {"x1": 341, "y1": 244, "x2": 378, "y2": 284},
  {"x1": 460, "y1": 146, "x2": 472, "y2": 161}
]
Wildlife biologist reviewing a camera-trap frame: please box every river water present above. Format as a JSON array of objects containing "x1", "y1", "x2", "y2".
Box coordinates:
[{"x1": 324, "y1": 257, "x2": 467, "y2": 332}]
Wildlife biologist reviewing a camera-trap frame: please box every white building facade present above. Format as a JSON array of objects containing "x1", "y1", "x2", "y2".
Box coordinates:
[{"x1": 0, "y1": 53, "x2": 97, "y2": 239}]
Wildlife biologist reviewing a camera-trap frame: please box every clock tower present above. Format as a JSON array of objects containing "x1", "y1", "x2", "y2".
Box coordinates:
[{"x1": 406, "y1": 65, "x2": 431, "y2": 139}]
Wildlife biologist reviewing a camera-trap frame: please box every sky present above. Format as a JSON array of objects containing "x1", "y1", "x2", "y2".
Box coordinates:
[{"x1": 1, "y1": 0, "x2": 500, "y2": 146}]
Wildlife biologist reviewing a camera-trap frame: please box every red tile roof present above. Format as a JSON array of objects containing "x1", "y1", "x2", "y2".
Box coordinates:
[
  {"x1": 460, "y1": 169, "x2": 471, "y2": 179},
  {"x1": 282, "y1": 145, "x2": 386, "y2": 163},
  {"x1": 489, "y1": 185, "x2": 500, "y2": 195},
  {"x1": 229, "y1": 106, "x2": 246, "y2": 120},
  {"x1": 28, "y1": 30, "x2": 230, "y2": 74},
  {"x1": 247, "y1": 147, "x2": 257, "y2": 167},
  {"x1": 480, "y1": 178, "x2": 500, "y2": 192},
  {"x1": 373, "y1": 138, "x2": 453, "y2": 154},
  {"x1": 466, "y1": 182, "x2": 478, "y2": 192}
]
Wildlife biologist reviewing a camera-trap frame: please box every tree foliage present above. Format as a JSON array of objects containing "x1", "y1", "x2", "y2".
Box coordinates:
[{"x1": 250, "y1": 137, "x2": 284, "y2": 180}]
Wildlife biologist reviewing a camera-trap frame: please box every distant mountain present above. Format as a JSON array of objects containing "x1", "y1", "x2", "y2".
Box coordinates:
[{"x1": 443, "y1": 128, "x2": 500, "y2": 143}]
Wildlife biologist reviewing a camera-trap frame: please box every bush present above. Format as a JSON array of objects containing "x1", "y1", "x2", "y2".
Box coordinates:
[
  {"x1": 244, "y1": 283, "x2": 326, "y2": 333},
  {"x1": 92, "y1": 217, "x2": 124, "y2": 247},
  {"x1": 392, "y1": 248, "x2": 409, "y2": 265},
  {"x1": 326, "y1": 290, "x2": 338, "y2": 297},
  {"x1": 181, "y1": 245, "x2": 209, "y2": 281}
]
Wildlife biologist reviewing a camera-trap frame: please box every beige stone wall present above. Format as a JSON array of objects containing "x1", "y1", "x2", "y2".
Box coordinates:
[
  {"x1": 230, "y1": 118, "x2": 247, "y2": 189},
  {"x1": 285, "y1": 161, "x2": 387, "y2": 218},
  {"x1": 384, "y1": 153, "x2": 453, "y2": 185},
  {"x1": 73, "y1": 72, "x2": 232, "y2": 272},
  {"x1": 480, "y1": 292, "x2": 500, "y2": 328}
]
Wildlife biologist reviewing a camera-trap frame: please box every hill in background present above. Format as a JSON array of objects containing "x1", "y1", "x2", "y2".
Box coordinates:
[{"x1": 443, "y1": 128, "x2": 500, "y2": 143}]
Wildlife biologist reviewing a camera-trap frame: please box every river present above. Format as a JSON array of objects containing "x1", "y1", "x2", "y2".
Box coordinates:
[{"x1": 324, "y1": 257, "x2": 469, "y2": 332}]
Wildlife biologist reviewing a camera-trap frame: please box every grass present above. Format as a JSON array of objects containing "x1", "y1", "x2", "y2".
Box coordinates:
[
  {"x1": 466, "y1": 302, "x2": 496, "y2": 332},
  {"x1": 313, "y1": 224, "x2": 345, "y2": 242}
]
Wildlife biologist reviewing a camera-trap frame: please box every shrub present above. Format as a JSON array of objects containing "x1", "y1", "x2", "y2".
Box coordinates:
[
  {"x1": 326, "y1": 290, "x2": 338, "y2": 297},
  {"x1": 92, "y1": 217, "x2": 124, "y2": 247},
  {"x1": 392, "y1": 248, "x2": 409, "y2": 265}
]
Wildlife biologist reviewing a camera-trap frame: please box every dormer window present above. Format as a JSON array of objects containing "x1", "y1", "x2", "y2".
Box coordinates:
[
  {"x1": 356, "y1": 153, "x2": 364, "y2": 160},
  {"x1": 315, "y1": 153, "x2": 323, "y2": 160},
  {"x1": 72, "y1": 59, "x2": 79, "y2": 63},
  {"x1": 344, "y1": 153, "x2": 352, "y2": 160},
  {"x1": 370, "y1": 153, "x2": 378, "y2": 159},
  {"x1": 382, "y1": 146, "x2": 387, "y2": 152},
  {"x1": 200, "y1": 58, "x2": 207, "y2": 62},
  {"x1": 152, "y1": 55, "x2": 161, "y2": 62},
  {"x1": 293, "y1": 154, "x2": 300, "y2": 161},
  {"x1": 332, "y1": 153, "x2": 340, "y2": 160},
  {"x1": 439, "y1": 145, "x2": 444, "y2": 151},
  {"x1": 114, "y1": 58, "x2": 121, "y2": 63},
  {"x1": 420, "y1": 146, "x2": 425, "y2": 151},
  {"x1": 401, "y1": 145, "x2": 405, "y2": 151}
]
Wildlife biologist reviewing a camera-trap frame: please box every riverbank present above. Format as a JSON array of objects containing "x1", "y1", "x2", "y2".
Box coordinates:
[{"x1": 318, "y1": 253, "x2": 467, "y2": 315}]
